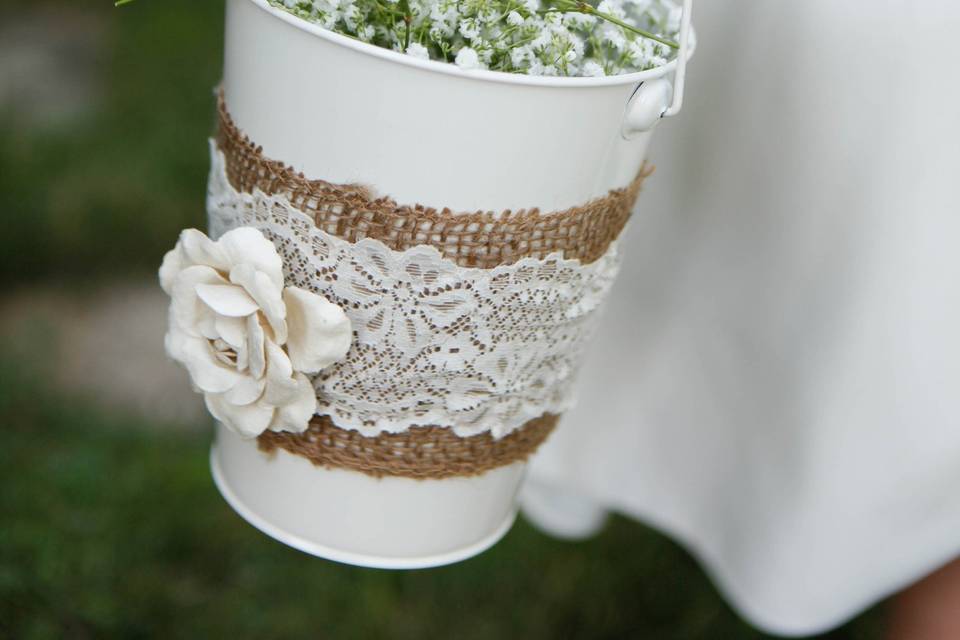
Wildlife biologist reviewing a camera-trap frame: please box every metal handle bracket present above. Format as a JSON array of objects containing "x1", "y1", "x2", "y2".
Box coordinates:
[{"x1": 621, "y1": 0, "x2": 693, "y2": 138}]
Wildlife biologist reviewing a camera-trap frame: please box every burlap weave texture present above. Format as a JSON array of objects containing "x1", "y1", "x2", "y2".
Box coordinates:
[
  {"x1": 216, "y1": 92, "x2": 650, "y2": 270},
  {"x1": 213, "y1": 92, "x2": 647, "y2": 478}
]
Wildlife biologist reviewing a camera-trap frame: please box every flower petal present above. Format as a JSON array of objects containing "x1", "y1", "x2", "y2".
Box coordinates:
[
  {"x1": 267, "y1": 373, "x2": 317, "y2": 434},
  {"x1": 158, "y1": 245, "x2": 185, "y2": 296},
  {"x1": 218, "y1": 227, "x2": 284, "y2": 289},
  {"x1": 222, "y1": 373, "x2": 266, "y2": 406},
  {"x1": 262, "y1": 340, "x2": 300, "y2": 406},
  {"x1": 247, "y1": 314, "x2": 267, "y2": 380},
  {"x1": 214, "y1": 312, "x2": 251, "y2": 373},
  {"x1": 234, "y1": 339, "x2": 249, "y2": 374},
  {"x1": 170, "y1": 265, "x2": 226, "y2": 338},
  {"x1": 230, "y1": 263, "x2": 287, "y2": 344},
  {"x1": 165, "y1": 325, "x2": 243, "y2": 393},
  {"x1": 205, "y1": 392, "x2": 274, "y2": 438},
  {"x1": 283, "y1": 287, "x2": 353, "y2": 373},
  {"x1": 195, "y1": 283, "x2": 259, "y2": 317},
  {"x1": 215, "y1": 315, "x2": 246, "y2": 349},
  {"x1": 180, "y1": 228, "x2": 230, "y2": 274}
]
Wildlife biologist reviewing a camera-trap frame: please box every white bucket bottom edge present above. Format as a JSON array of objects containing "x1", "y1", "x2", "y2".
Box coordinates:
[{"x1": 209, "y1": 423, "x2": 525, "y2": 569}]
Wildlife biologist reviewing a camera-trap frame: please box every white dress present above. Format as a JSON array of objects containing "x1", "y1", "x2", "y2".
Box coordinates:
[{"x1": 521, "y1": 1, "x2": 960, "y2": 635}]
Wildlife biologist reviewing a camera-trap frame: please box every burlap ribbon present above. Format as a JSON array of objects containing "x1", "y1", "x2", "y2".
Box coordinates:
[
  {"x1": 258, "y1": 414, "x2": 560, "y2": 480},
  {"x1": 215, "y1": 92, "x2": 649, "y2": 478}
]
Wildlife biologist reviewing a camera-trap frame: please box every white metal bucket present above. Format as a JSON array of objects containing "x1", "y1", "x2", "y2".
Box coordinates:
[{"x1": 211, "y1": 0, "x2": 694, "y2": 568}]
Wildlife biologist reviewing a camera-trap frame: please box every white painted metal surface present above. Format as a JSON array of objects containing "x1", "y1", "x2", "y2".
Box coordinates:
[
  {"x1": 622, "y1": 0, "x2": 693, "y2": 136},
  {"x1": 213, "y1": 0, "x2": 694, "y2": 568},
  {"x1": 222, "y1": 0, "x2": 695, "y2": 211},
  {"x1": 212, "y1": 424, "x2": 525, "y2": 568}
]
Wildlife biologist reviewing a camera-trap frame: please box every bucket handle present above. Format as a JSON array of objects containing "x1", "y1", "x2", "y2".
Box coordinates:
[{"x1": 621, "y1": 0, "x2": 693, "y2": 138}]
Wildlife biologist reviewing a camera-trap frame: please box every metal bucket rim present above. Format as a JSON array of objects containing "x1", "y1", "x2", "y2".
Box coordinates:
[{"x1": 244, "y1": 0, "x2": 697, "y2": 89}]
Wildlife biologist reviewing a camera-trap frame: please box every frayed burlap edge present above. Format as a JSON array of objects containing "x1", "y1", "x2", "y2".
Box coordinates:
[
  {"x1": 257, "y1": 414, "x2": 559, "y2": 479},
  {"x1": 216, "y1": 91, "x2": 652, "y2": 269}
]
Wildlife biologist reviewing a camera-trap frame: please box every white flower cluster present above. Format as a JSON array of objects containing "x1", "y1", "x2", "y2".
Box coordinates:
[{"x1": 274, "y1": 0, "x2": 680, "y2": 77}]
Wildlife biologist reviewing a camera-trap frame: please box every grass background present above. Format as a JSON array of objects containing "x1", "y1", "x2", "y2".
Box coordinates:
[
  {"x1": 0, "y1": 0, "x2": 885, "y2": 637},
  {"x1": 0, "y1": 350, "x2": 885, "y2": 639}
]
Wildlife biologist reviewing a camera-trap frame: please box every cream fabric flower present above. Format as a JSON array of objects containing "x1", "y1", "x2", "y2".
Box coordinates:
[{"x1": 160, "y1": 227, "x2": 352, "y2": 437}]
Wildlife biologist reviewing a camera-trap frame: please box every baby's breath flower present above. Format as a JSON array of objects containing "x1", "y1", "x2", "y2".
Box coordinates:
[
  {"x1": 477, "y1": 44, "x2": 495, "y2": 64},
  {"x1": 582, "y1": 60, "x2": 605, "y2": 76},
  {"x1": 597, "y1": 0, "x2": 625, "y2": 18},
  {"x1": 509, "y1": 44, "x2": 531, "y2": 67},
  {"x1": 667, "y1": 4, "x2": 682, "y2": 31},
  {"x1": 454, "y1": 46, "x2": 483, "y2": 69},
  {"x1": 530, "y1": 30, "x2": 552, "y2": 51},
  {"x1": 600, "y1": 24, "x2": 626, "y2": 51},
  {"x1": 543, "y1": 11, "x2": 563, "y2": 27},
  {"x1": 479, "y1": 8, "x2": 500, "y2": 25},
  {"x1": 406, "y1": 42, "x2": 430, "y2": 58},
  {"x1": 269, "y1": 0, "x2": 680, "y2": 77},
  {"x1": 458, "y1": 18, "x2": 481, "y2": 40},
  {"x1": 563, "y1": 12, "x2": 596, "y2": 29}
]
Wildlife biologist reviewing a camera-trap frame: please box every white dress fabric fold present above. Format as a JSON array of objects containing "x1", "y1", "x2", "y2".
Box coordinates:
[{"x1": 521, "y1": 1, "x2": 960, "y2": 635}]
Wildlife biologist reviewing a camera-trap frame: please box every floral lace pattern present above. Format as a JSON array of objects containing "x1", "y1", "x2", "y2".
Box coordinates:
[{"x1": 207, "y1": 143, "x2": 622, "y2": 438}]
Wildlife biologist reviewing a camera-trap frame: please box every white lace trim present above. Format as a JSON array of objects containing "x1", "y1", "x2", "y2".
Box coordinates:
[{"x1": 206, "y1": 142, "x2": 621, "y2": 438}]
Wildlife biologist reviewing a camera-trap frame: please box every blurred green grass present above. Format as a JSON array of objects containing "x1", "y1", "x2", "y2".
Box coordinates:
[
  {"x1": 0, "y1": 0, "x2": 222, "y2": 286},
  {"x1": 0, "y1": 1, "x2": 885, "y2": 637},
  {"x1": 0, "y1": 349, "x2": 885, "y2": 639}
]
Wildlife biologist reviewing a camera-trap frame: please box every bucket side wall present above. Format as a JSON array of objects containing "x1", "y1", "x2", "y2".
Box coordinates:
[{"x1": 223, "y1": 0, "x2": 658, "y2": 211}]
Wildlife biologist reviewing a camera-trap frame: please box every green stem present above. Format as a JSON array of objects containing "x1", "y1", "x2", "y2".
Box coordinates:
[
  {"x1": 550, "y1": 0, "x2": 678, "y2": 49},
  {"x1": 398, "y1": 0, "x2": 412, "y2": 50}
]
